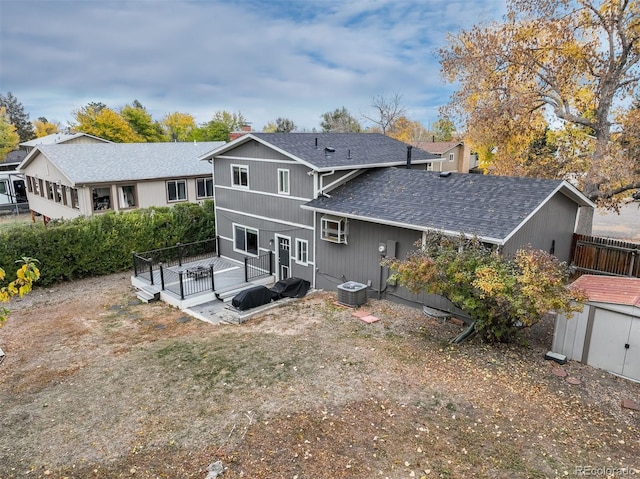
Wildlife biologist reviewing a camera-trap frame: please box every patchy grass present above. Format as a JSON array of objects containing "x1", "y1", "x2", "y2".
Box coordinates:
[{"x1": 0, "y1": 275, "x2": 638, "y2": 478}]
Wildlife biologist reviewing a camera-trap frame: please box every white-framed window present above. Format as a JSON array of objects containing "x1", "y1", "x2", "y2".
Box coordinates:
[
  {"x1": 278, "y1": 168, "x2": 290, "y2": 195},
  {"x1": 321, "y1": 215, "x2": 348, "y2": 244},
  {"x1": 70, "y1": 188, "x2": 80, "y2": 209},
  {"x1": 295, "y1": 239, "x2": 308, "y2": 265},
  {"x1": 234, "y1": 224, "x2": 259, "y2": 256},
  {"x1": 449, "y1": 153, "x2": 455, "y2": 162},
  {"x1": 167, "y1": 179, "x2": 187, "y2": 202},
  {"x1": 0, "y1": 180, "x2": 7, "y2": 196},
  {"x1": 92, "y1": 186, "x2": 111, "y2": 211},
  {"x1": 118, "y1": 184, "x2": 137, "y2": 208},
  {"x1": 231, "y1": 164, "x2": 249, "y2": 188},
  {"x1": 196, "y1": 177, "x2": 214, "y2": 199}
]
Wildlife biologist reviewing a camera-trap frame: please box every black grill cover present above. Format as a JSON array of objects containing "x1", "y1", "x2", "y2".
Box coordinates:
[
  {"x1": 231, "y1": 285, "x2": 273, "y2": 311},
  {"x1": 270, "y1": 277, "x2": 311, "y2": 300}
]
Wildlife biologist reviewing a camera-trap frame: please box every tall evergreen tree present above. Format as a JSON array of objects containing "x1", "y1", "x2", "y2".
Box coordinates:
[{"x1": 0, "y1": 92, "x2": 35, "y2": 142}]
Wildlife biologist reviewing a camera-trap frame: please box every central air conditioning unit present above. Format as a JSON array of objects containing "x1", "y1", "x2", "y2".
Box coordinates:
[{"x1": 337, "y1": 281, "x2": 368, "y2": 307}]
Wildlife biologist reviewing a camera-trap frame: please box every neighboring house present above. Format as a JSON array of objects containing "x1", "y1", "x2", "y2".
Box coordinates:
[
  {"x1": 200, "y1": 132, "x2": 594, "y2": 307},
  {"x1": 0, "y1": 131, "x2": 111, "y2": 214},
  {"x1": 19, "y1": 130, "x2": 112, "y2": 153},
  {"x1": 414, "y1": 140, "x2": 477, "y2": 173},
  {"x1": 18, "y1": 141, "x2": 224, "y2": 221}
]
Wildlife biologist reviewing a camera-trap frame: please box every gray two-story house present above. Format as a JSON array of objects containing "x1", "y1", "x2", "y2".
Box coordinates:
[
  {"x1": 200, "y1": 133, "x2": 441, "y2": 286},
  {"x1": 201, "y1": 133, "x2": 594, "y2": 307}
]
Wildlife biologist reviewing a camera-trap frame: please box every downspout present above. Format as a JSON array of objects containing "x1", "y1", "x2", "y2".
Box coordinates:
[{"x1": 312, "y1": 211, "x2": 318, "y2": 289}]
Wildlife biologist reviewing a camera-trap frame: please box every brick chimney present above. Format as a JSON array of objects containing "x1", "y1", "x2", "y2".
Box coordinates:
[{"x1": 230, "y1": 123, "x2": 252, "y2": 141}]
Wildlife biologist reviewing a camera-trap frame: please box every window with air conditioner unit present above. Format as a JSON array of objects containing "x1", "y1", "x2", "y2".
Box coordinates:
[{"x1": 321, "y1": 215, "x2": 348, "y2": 244}]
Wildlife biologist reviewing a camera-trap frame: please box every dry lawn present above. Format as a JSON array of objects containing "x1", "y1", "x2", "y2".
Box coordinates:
[{"x1": 0, "y1": 273, "x2": 638, "y2": 479}]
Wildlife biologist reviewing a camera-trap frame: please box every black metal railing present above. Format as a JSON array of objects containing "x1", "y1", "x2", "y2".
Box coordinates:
[
  {"x1": 133, "y1": 253, "x2": 154, "y2": 284},
  {"x1": 244, "y1": 251, "x2": 274, "y2": 282},
  {"x1": 133, "y1": 238, "x2": 218, "y2": 275},
  {"x1": 159, "y1": 263, "x2": 216, "y2": 300}
]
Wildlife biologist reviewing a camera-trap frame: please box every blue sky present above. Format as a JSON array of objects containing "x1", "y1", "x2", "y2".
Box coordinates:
[{"x1": 0, "y1": 0, "x2": 506, "y2": 132}]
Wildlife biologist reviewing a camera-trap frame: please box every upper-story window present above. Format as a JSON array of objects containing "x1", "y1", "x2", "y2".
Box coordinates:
[
  {"x1": 167, "y1": 179, "x2": 187, "y2": 202},
  {"x1": 232, "y1": 165, "x2": 249, "y2": 188},
  {"x1": 278, "y1": 168, "x2": 290, "y2": 195},
  {"x1": 449, "y1": 153, "x2": 455, "y2": 162},
  {"x1": 197, "y1": 177, "x2": 214, "y2": 199}
]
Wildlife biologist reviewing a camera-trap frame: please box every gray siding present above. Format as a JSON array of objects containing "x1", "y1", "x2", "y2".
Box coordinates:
[
  {"x1": 314, "y1": 215, "x2": 421, "y2": 294},
  {"x1": 212, "y1": 141, "x2": 320, "y2": 285},
  {"x1": 503, "y1": 193, "x2": 578, "y2": 262},
  {"x1": 217, "y1": 210, "x2": 314, "y2": 283},
  {"x1": 215, "y1": 158, "x2": 312, "y2": 198},
  {"x1": 216, "y1": 188, "x2": 314, "y2": 227},
  {"x1": 226, "y1": 140, "x2": 293, "y2": 162},
  {"x1": 313, "y1": 216, "x2": 464, "y2": 314}
]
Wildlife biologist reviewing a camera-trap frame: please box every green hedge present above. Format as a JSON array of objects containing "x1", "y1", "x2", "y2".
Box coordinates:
[{"x1": 0, "y1": 201, "x2": 216, "y2": 286}]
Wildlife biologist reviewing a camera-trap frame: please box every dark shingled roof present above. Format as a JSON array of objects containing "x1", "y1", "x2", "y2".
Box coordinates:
[
  {"x1": 303, "y1": 168, "x2": 579, "y2": 244},
  {"x1": 226, "y1": 133, "x2": 438, "y2": 171}
]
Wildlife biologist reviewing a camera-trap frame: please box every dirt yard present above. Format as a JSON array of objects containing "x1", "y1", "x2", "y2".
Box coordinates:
[{"x1": 0, "y1": 273, "x2": 638, "y2": 479}]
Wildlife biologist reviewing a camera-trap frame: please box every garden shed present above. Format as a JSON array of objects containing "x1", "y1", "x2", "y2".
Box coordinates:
[{"x1": 552, "y1": 275, "x2": 640, "y2": 382}]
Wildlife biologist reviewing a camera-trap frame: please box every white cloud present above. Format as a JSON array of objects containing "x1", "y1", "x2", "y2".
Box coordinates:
[{"x1": 0, "y1": 0, "x2": 505, "y2": 131}]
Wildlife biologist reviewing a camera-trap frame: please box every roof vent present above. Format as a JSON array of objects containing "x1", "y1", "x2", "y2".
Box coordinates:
[
  {"x1": 324, "y1": 147, "x2": 335, "y2": 155},
  {"x1": 439, "y1": 171, "x2": 452, "y2": 178}
]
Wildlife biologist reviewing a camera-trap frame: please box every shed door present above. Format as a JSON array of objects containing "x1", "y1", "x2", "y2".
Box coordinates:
[
  {"x1": 621, "y1": 317, "x2": 640, "y2": 380},
  {"x1": 588, "y1": 309, "x2": 639, "y2": 381}
]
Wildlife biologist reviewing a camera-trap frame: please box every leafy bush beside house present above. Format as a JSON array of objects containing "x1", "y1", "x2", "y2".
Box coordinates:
[
  {"x1": 384, "y1": 231, "x2": 586, "y2": 343},
  {"x1": 0, "y1": 201, "x2": 216, "y2": 287}
]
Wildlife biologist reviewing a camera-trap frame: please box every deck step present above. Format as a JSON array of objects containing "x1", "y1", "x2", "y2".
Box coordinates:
[
  {"x1": 217, "y1": 285, "x2": 254, "y2": 303},
  {"x1": 137, "y1": 285, "x2": 161, "y2": 303}
]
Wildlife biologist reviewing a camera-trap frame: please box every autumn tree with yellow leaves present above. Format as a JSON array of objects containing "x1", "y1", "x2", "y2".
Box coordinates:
[
  {"x1": 0, "y1": 258, "x2": 40, "y2": 326},
  {"x1": 440, "y1": 0, "x2": 640, "y2": 205}
]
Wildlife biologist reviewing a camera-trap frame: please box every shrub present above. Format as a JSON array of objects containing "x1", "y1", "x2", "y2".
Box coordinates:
[
  {"x1": 384, "y1": 231, "x2": 586, "y2": 343},
  {"x1": 0, "y1": 201, "x2": 216, "y2": 286}
]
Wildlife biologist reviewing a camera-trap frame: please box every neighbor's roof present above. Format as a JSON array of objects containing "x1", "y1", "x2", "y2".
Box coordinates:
[
  {"x1": 570, "y1": 275, "x2": 640, "y2": 307},
  {"x1": 414, "y1": 141, "x2": 463, "y2": 155},
  {"x1": 200, "y1": 132, "x2": 439, "y2": 171},
  {"x1": 18, "y1": 142, "x2": 224, "y2": 184},
  {"x1": 19, "y1": 131, "x2": 112, "y2": 147},
  {"x1": 302, "y1": 168, "x2": 593, "y2": 245}
]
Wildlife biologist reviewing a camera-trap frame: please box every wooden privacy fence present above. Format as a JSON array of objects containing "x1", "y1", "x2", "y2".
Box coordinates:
[{"x1": 571, "y1": 234, "x2": 640, "y2": 278}]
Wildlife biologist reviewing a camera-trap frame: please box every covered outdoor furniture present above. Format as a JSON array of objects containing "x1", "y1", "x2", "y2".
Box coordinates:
[
  {"x1": 270, "y1": 277, "x2": 311, "y2": 300},
  {"x1": 231, "y1": 285, "x2": 273, "y2": 311}
]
